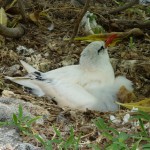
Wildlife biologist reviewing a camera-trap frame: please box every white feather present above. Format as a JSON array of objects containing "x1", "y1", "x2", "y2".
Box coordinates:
[
  {"x1": 5, "y1": 76, "x2": 45, "y2": 96},
  {"x1": 20, "y1": 60, "x2": 38, "y2": 73}
]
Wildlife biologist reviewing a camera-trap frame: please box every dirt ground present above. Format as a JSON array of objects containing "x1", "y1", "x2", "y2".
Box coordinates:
[{"x1": 0, "y1": 0, "x2": 150, "y2": 149}]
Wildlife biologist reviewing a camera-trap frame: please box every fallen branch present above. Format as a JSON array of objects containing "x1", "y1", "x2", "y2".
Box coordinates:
[
  {"x1": 111, "y1": 19, "x2": 150, "y2": 30},
  {"x1": 103, "y1": 0, "x2": 139, "y2": 15},
  {"x1": 114, "y1": 28, "x2": 144, "y2": 39},
  {"x1": 0, "y1": 24, "x2": 25, "y2": 38},
  {"x1": 96, "y1": 14, "x2": 150, "y2": 31},
  {"x1": 71, "y1": 0, "x2": 91, "y2": 41}
]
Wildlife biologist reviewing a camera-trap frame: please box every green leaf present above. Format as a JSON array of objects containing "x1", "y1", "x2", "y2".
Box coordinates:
[
  {"x1": 18, "y1": 104, "x2": 23, "y2": 120},
  {"x1": 138, "y1": 118, "x2": 148, "y2": 136},
  {"x1": 13, "y1": 114, "x2": 18, "y2": 124},
  {"x1": 131, "y1": 137, "x2": 142, "y2": 150},
  {"x1": 106, "y1": 143, "x2": 119, "y2": 150},
  {"x1": 118, "y1": 132, "x2": 129, "y2": 142},
  {"x1": 94, "y1": 117, "x2": 107, "y2": 130},
  {"x1": 22, "y1": 116, "x2": 32, "y2": 121},
  {"x1": 113, "y1": 141, "x2": 128, "y2": 148},
  {"x1": 45, "y1": 140, "x2": 53, "y2": 150},
  {"x1": 142, "y1": 143, "x2": 150, "y2": 150},
  {"x1": 94, "y1": 118, "x2": 114, "y2": 140},
  {"x1": 34, "y1": 134, "x2": 46, "y2": 145},
  {"x1": 130, "y1": 134, "x2": 150, "y2": 141},
  {"x1": 27, "y1": 116, "x2": 42, "y2": 127},
  {"x1": 50, "y1": 139, "x2": 62, "y2": 144},
  {"x1": 89, "y1": 144, "x2": 101, "y2": 150},
  {"x1": 132, "y1": 111, "x2": 150, "y2": 121},
  {"x1": 107, "y1": 127, "x2": 119, "y2": 135},
  {"x1": 53, "y1": 126, "x2": 62, "y2": 139},
  {"x1": 0, "y1": 121, "x2": 9, "y2": 126}
]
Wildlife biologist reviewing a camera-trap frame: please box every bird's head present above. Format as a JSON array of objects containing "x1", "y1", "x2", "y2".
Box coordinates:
[
  {"x1": 80, "y1": 41, "x2": 109, "y2": 68},
  {"x1": 79, "y1": 34, "x2": 117, "y2": 69}
]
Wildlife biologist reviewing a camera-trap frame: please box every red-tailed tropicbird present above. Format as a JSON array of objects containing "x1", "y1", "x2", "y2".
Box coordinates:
[{"x1": 6, "y1": 41, "x2": 133, "y2": 112}]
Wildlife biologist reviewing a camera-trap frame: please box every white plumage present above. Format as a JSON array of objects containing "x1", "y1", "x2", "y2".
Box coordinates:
[{"x1": 6, "y1": 41, "x2": 133, "y2": 112}]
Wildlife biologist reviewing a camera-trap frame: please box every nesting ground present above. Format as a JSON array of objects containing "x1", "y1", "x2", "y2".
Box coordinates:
[{"x1": 0, "y1": 0, "x2": 150, "y2": 149}]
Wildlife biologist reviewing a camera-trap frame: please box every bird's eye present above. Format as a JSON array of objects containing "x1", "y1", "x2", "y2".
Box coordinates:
[{"x1": 97, "y1": 46, "x2": 104, "y2": 54}]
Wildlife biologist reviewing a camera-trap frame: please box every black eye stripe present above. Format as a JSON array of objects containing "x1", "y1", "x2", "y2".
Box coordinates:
[{"x1": 97, "y1": 46, "x2": 104, "y2": 54}]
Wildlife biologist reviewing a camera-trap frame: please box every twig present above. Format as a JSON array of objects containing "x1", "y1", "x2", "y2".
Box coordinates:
[
  {"x1": 103, "y1": 0, "x2": 139, "y2": 15},
  {"x1": 0, "y1": 0, "x2": 12, "y2": 7},
  {"x1": 17, "y1": 0, "x2": 27, "y2": 22},
  {"x1": 0, "y1": 24, "x2": 25, "y2": 38},
  {"x1": 71, "y1": 0, "x2": 91, "y2": 41}
]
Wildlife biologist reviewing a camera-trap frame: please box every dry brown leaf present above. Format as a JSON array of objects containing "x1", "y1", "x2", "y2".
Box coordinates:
[{"x1": 29, "y1": 12, "x2": 40, "y2": 23}]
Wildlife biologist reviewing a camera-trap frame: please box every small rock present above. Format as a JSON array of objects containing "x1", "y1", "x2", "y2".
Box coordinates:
[
  {"x1": 2, "y1": 90, "x2": 16, "y2": 98},
  {"x1": 15, "y1": 143, "x2": 42, "y2": 150},
  {"x1": 0, "y1": 97, "x2": 50, "y2": 122},
  {"x1": 0, "y1": 127, "x2": 42, "y2": 149},
  {"x1": 122, "y1": 114, "x2": 130, "y2": 124},
  {"x1": 0, "y1": 127, "x2": 21, "y2": 147},
  {"x1": 3, "y1": 64, "x2": 20, "y2": 76},
  {"x1": 16, "y1": 45, "x2": 34, "y2": 55}
]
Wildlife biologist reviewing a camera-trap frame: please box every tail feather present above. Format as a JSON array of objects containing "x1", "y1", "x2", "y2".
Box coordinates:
[
  {"x1": 114, "y1": 76, "x2": 133, "y2": 92},
  {"x1": 5, "y1": 60, "x2": 45, "y2": 97},
  {"x1": 5, "y1": 76, "x2": 44, "y2": 96},
  {"x1": 20, "y1": 60, "x2": 38, "y2": 73}
]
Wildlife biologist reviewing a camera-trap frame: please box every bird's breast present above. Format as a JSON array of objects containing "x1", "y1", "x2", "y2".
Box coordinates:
[
  {"x1": 79, "y1": 69, "x2": 114, "y2": 87},
  {"x1": 84, "y1": 81, "x2": 102, "y2": 91}
]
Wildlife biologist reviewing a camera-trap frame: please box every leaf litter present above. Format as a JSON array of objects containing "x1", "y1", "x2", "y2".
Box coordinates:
[{"x1": 0, "y1": 0, "x2": 150, "y2": 149}]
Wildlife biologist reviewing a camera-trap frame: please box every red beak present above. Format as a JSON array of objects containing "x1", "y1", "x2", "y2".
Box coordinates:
[{"x1": 105, "y1": 34, "x2": 118, "y2": 47}]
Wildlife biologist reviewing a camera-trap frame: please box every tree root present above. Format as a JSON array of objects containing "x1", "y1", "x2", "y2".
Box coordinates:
[
  {"x1": 0, "y1": 24, "x2": 25, "y2": 38},
  {"x1": 103, "y1": 0, "x2": 139, "y2": 15}
]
